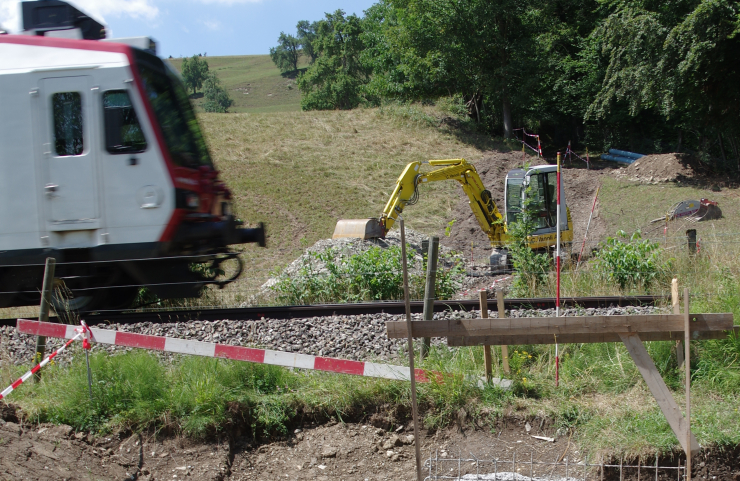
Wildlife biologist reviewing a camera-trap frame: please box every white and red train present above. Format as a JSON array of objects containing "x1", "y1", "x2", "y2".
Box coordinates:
[{"x1": 0, "y1": 1, "x2": 265, "y2": 311}]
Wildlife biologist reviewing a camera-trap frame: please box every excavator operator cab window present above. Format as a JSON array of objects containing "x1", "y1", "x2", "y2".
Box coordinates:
[
  {"x1": 524, "y1": 168, "x2": 562, "y2": 234},
  {"x1": 504, "y1": 169, "x2": 525, "y2": 225}
]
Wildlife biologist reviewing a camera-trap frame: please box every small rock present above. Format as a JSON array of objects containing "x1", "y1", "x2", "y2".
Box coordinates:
[
  {"x1": 386, "y1": 450, "x2": 394, "y2": 458},
  {"x1": 294, "y1": 428, "x2": 302, "y2": 434},
  {"x1": 321, "y1": 446, "x2": 338, "y2": 458},
  {"x1": 391, "y1": 453, "x2": 401, "y2": 462},
  {"x1": 525, "y1": 422, "x2": 531, "y2": 433},
  {"x1": 403, "y1": 435, "x2": 415, "y2": 445}
]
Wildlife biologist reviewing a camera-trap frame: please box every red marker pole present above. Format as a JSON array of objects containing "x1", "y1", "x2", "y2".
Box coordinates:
[{"x1": 556, "y1": 152, "x2": 561, "y2": 387}]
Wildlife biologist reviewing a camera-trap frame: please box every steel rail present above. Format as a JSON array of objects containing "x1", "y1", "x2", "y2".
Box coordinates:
[{"x1": 0, "y1": 295, "x2": 665, "y2": 328}]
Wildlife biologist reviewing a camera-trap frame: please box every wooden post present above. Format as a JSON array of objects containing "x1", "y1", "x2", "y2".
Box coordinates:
[
  {"x1": 34, "y1": 257, "x2": 56, "y2": 382},
  {"x1": 421, "y1": 236, "x2": 439, "y2": 359},
  {"x1": 684, "y1": 288, "x2": 692, "y2": 480},
  {"x1": 496, "y1": 290, "x2": 510, "y2": 374},
  {"x1": 399, "y1": 219, "x2": 423, "y2": 481},
  {"x1": 673, "y1": 278, "x2": 684, "y2": 368},
  {"x1": 686, "y1": 229, "x2": 697, "y2": 256},
  {"x1": 480, "y1": 290, "x2": 493, "y2": 381}
]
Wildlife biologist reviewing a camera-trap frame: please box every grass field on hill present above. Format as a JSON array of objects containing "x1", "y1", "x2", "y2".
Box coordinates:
[
  {"x1": 167, "y1": 55, "x2": 304, "y2": 113},
  {"x1": 199, "y1": 103, "x2": 502, "y2": 303}
]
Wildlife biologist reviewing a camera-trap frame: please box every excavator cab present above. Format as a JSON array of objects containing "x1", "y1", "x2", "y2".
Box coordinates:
[{"x1": 505, "y1": 165, "x2": 569, "y2": 237}]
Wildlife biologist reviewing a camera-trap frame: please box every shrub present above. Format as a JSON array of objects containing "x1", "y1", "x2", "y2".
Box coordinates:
[
  {"x1": 269, "y1": 245, "x2": 465, "y2": 304},
  {"x1": 592, "y1": 230, "x2": 671, "y2": 290},
  {"x1": 203, "y1": 73, "x2": 234, "y2": 113}
]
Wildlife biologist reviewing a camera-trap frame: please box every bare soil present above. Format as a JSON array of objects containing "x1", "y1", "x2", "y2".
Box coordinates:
[
  {"x1": 3, "y1": 404, "x2": 738, "y2": 481},
  {"x1": 437, "y1": 151, "x2": 612, "y2": 262},
  {"x1": 610, "y1": 152, "x2": 739, "y2": 192},
  {"x1": 612, "y1": 153, "x2": 698, "y2": 184}
]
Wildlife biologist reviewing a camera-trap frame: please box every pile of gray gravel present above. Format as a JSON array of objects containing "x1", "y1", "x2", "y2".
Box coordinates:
[
  {"x1": 0, "y1": 305, "x2": 662, "y2": 368},
  {"x1": 256, "y1": 229, "x2": 470, "y2": 301}
]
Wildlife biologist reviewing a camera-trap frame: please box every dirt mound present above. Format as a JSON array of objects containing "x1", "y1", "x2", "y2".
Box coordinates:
[
  {"x1": 612, "y1": 153, "x2": 697, "y2": 184},
  {"x1": 437, "y1": 151, "x2": 607, "y2": 260}
]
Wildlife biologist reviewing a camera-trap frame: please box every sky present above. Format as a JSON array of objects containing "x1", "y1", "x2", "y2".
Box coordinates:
[{"x1": 0, "y1": 0, "x2": 378, "y2": 58}]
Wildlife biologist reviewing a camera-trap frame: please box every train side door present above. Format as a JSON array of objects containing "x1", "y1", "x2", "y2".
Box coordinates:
[{"x1": 37, "y1": 76, "x2": 99, "y2": 229}]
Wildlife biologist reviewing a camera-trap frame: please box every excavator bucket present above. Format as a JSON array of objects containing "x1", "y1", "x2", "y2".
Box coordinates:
[{"x1": 332, "y1": 218, "x2": 384, "y2": 240}]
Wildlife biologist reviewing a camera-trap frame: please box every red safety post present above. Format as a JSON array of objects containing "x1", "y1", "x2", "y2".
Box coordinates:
[{"x1": 556, "y1": 151, "x2": 561, "y2": 387}]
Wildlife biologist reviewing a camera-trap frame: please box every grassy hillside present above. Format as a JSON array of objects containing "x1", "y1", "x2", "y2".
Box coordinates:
[
  {"x1": 167, "y1": 55, "x2": 304, "y2": 113},
  {"x1": 200, "y1": 104, "x2": 502, "y2": 303}
]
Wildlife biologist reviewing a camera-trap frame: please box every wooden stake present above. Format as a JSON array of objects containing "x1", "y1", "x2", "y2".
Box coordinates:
[
  {"x1": 421, "y1": 236, "x2": 439, "y2": 359},
  {"x1": 684, "y1": 288, "x2": 692, "y2": 480},
  {"x1": 480, "y1": 290, "x2": 492, "y2": 382},
  {"x1": 34, "y1": 257, "x2": 56, "y2": 382},
  {"x1": 496, "y1": 290, "x2": 510, "y2": 374},
  {"x1": 400, "y1": 218, "x2": 423, "y2": 481},
  {"x1": 673, "y1": 279, "x2": 684, "y2": 368}
]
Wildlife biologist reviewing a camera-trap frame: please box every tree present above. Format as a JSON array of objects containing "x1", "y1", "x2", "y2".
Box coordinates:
[
  {"x1": 298, "y1": 10, "x2": 371, "y2": 110},
  {"x1": 203, "y1": 73, "x2": 234, "y2": 113},
  {"x1": 363, "y1": 0, "x2": 539, "y2": 138},
  {"x1": 297, "y1": 20, "x2": 319, "y2": 64},
  {"x1": 181, "y1": 55, "x2": 210, "y2": 95},
  {"x1": 270, "y1": 32, "x2": 301, "y2": 73}
]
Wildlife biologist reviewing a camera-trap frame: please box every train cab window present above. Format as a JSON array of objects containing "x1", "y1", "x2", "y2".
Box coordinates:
[
  {"x1": 103, "y1": 90, "x2": 147, "y2": 153},
  {"x1": 52, "y1": 92, "x2": 83, "y2": 156}
]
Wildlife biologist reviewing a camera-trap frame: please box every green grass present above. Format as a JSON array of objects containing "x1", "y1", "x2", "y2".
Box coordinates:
[
  {"x1": 5, "y1": 327, "x2": 739, "y2": 459},
  {"x1": 167, "y1": 55, "x2": 305, "y2": 113},
  {"x1": 598, "y1": 176, "x2": 740, "y2": 238}
]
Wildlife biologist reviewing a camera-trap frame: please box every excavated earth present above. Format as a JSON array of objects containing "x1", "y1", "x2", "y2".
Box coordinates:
[{"x1": 1, "y1": 404, "x2": 739, "y2": 481}]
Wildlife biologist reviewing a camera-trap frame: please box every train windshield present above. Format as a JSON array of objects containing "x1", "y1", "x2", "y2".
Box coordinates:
[{"x1": 133, "y1": 49, "x2": 213, "y2": 169}]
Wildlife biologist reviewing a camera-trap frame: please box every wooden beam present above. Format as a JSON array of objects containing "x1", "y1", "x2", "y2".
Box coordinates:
[
  {"x1": 387, "y1": 313, "x2": 733, "y2": 339},
  {"x1": 620, "y1": 332, "x2": 700, "y2": 456},
  {"x1": 445, "y1": 327, "x2": 738, "y2": 346}
]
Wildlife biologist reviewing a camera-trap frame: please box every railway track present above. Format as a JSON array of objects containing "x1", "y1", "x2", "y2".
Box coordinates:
[{"x1": 0, "y1": 295, "x2": 665, "y2": 327}]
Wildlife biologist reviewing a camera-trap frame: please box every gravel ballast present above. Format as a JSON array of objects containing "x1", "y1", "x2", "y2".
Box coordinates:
[{"x1": 1, "y1": 306, "x2": 663, "y2": 367}]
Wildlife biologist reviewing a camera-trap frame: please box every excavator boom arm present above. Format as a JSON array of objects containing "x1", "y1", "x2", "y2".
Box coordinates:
[{"x1": 379, "y1": 159, "x2": 505, "y2": 244}]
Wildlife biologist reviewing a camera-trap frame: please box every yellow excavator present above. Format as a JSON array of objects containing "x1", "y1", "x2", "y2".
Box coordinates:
[{"x1": 333, "y1": 159, "x2": 573, "y2": 270}]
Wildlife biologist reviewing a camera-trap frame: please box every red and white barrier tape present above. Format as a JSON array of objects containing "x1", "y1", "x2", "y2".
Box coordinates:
[
  {"x1": 490, "y1": 276, "x2": 512, "y2": 289},
  {"x1": 565, "y1": 144, "x2": 589, "y2": 165},
  {"x1": 15, "y1": 320, "x2": 440, "y2": 384},
  {"x1": 514, "y1": 128, "x2": 542, "y2": 157},
  {"x1": 0, "y1": 321, "x2": 91, "y2": 400}
]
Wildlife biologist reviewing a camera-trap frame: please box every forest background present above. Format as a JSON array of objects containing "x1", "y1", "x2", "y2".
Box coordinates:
[{"x1": 269, "y1": 0, "x2": 740, "y2": 168}]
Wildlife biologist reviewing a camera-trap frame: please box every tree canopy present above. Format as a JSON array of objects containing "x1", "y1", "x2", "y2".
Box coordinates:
[
  {"x1": 181, "y1": 55, "x2": 210, "y2": 95},
  {"x1": 269, "y1": 32, "x2": 301, "y2": 73},
  {"x1": 270, "y1": 0, "x2": 740, "y2": 169}
]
